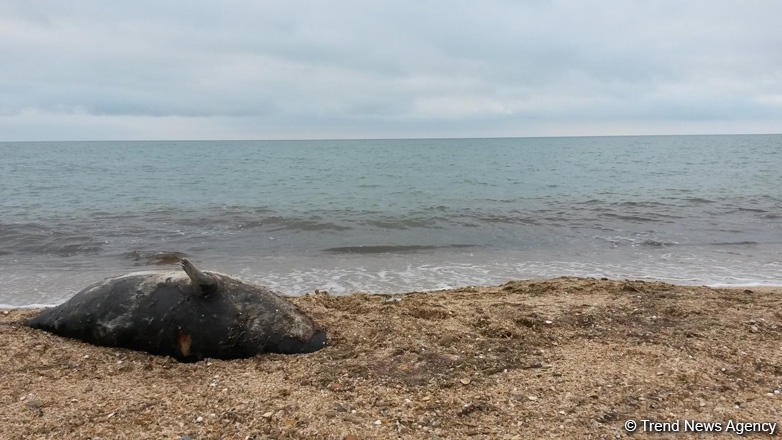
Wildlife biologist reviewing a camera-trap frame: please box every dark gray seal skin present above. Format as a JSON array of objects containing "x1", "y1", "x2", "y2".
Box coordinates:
[{"x1": 25, "y1": 259, "x2": 327, "y2": 362}]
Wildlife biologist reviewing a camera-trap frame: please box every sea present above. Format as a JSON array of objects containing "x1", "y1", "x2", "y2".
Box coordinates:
[{"x1": 1, "y1": 134, "x2": 780, "y2": 307}]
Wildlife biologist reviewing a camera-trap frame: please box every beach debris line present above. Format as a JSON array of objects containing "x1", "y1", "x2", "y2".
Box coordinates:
[{"x1": 25, "y1": 259, "x2": 327, "y2": 361}]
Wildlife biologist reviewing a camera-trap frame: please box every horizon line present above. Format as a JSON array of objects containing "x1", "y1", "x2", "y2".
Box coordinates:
[{"x1": 2, "y1": 131, "x2": 781, "y2": 143}]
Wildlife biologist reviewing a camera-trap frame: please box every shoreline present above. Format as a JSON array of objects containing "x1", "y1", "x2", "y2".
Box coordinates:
[
  {"x1": 4, "y1": 241, "x2": 782, "y2": 306},
  {"x1": 3, "y1": 277, "x2": 781, "y2": 310},
  {"x1": 2, "y1": 277, "x2": 780, "y2": 438}
]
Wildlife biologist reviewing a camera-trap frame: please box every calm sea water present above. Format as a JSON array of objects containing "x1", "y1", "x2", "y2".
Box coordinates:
[{"x1": 1, "y1": 135, "x2": 780, "y2": 306}]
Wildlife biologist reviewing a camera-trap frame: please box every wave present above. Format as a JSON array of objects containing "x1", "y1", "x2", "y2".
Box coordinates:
[
  {"x1": 124, "y1": 250, "x2": 188, "y2": 265},
  {"x1": 640, "y1": 240, "x2": 677, "y2": 247},
  {"x1": 599, "y1": 213, "x2": 663, "y2": 223},
  {"x1": 710, "y1": 241, "x2": 759, "y2": 246},
  {"x1": 259, "y1": 217, "x2": 352, "y2": 232},
  {"x1": 2, "y1": 192, "x2": 779, "y2": 259},
  {"x1": 479, "y1": 214, "x2": 541, "y2": 225},
  {"x1": 322, "y1": 244, "x2": 476, "y2": 254},
  {"x1": 0, "y1": 303, "x2": 58, "y2": 310},
  {"x1": 0, "y1": 222, "x2": 105, "y2": 256},
  {"x1": 595, "y1": 235, "x2": 678, "y2": 248},
  {"x1": 681, "y1": 197, "x2": 716, "y2": 204},
  {"x1": 617, "y1": 200, "x2": 667, "y2": 208},
  {"x1": 363, "y1": 217, "x2": 443, "y2": 230},
  {"x1": 175, "y1": 213, "x2": 352, "y2": 232}
]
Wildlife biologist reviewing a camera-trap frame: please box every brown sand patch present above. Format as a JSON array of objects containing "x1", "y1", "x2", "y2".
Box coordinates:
[{"x1": 0, "y1": 277, "x2": 780, "y2": 439}]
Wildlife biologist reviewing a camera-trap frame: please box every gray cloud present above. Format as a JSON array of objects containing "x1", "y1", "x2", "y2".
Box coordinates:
[{"x1": 1, "y1": 0, "x2": 781, "y2": 140}]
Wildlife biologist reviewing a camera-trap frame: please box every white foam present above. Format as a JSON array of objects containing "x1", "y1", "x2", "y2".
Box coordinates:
[
  {"x1": 707, "y1": 282, "x2": 782, "y2": 288},
  {"x1": 2, "y1": 245, "x2": 781, "y2": 307},
  {"x1": 0, "y1": 303, "x2": 58, "y2": 309}
]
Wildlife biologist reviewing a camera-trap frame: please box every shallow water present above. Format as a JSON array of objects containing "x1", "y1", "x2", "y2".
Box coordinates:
[{"x1": 1, "y1": 135, "x2": 780, "y2": 306}]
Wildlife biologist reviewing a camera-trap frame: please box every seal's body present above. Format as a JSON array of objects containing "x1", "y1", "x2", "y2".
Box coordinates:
[{"x1": 26, "y1": 260, "x2": 326, "y2": 362}]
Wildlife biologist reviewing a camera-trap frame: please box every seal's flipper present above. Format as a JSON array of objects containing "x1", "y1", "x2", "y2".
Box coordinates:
[{"x1": 181, "y1": 259, "x2": 220, "y2": 296}]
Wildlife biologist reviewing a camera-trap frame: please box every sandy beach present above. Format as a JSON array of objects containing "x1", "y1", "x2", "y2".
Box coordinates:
[{"x1": 1, "y1": 277, "x2": 780, "y2": 439}]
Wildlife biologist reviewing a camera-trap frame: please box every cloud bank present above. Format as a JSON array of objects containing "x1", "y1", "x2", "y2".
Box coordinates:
[{"x1": 1, "y1": 1, "x2": 781, "y2": 140}]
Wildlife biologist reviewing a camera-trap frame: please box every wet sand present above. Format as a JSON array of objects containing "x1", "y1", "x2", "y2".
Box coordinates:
[{"x1": 1, "y1": 277, "x2": 780, "y2": 439}]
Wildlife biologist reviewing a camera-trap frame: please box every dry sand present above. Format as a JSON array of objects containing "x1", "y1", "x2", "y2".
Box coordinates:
[{"x1": 1, "y1": 277, "x2": 780, "y2": 439}]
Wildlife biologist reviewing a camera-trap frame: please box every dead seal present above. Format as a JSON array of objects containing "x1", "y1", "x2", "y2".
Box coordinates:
[{"x1": 25, "y1": 259, "x2": 327, "y2": 362}]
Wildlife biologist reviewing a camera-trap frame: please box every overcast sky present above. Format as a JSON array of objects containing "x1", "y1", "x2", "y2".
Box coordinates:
[{"x1": 1, "y1": 1, "x2": 781, "y2": 140}]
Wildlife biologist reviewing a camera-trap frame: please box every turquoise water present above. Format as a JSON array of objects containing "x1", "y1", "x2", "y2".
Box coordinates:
[{"x1": 1, "y1": 135, "x2": 780, "y2": 306}]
